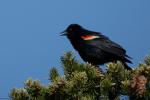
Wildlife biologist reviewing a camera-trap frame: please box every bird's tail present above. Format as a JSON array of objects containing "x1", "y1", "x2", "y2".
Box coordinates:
[
  {"x1": 122, "y1": 62, "x2": 132, "y2": 70},
  {"x1": 125, "y1": 55, "x2": 133, "y2": 64}
]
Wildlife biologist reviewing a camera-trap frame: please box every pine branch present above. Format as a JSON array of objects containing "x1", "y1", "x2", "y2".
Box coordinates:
[{"x1": 10, "y1": 51, "x2": 150, "y2": 100}]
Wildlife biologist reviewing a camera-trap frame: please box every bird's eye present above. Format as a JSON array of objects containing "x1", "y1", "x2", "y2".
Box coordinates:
[{"x1": 69, "y1": 28, "x2": 72, "y2": 31}]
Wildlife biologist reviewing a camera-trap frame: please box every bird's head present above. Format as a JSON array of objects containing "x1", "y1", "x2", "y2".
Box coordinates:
[{"x1": 60, "y1": 24, "x2": 83, "y2": 37}]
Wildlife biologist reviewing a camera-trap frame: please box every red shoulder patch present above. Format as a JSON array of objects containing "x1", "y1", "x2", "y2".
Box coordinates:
[{"x1": 81, "y1": 35, "x2": 99, "y2": 40}]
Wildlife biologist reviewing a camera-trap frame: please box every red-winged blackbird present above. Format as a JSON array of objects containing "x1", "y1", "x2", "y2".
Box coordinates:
[{"x1": 61, "y1": 24, "x2": 132, "y2": 70}]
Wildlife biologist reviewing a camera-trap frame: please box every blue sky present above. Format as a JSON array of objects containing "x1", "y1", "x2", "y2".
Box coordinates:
[{"x1": 0, "y1": 0, "x2": 150, "y2": 98}]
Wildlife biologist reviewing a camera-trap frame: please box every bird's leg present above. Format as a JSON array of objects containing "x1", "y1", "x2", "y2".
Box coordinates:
[{"x1": 113, "y1": 60, "x2": 117, "y2": 63}]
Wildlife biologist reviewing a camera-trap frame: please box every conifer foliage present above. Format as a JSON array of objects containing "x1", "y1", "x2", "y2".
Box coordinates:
[{"x1": 10, "y1": 52, "x2": 150, "y2": 100}]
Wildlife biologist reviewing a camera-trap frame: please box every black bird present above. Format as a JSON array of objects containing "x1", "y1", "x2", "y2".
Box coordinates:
[{"x1": 61, "y1": 24, "x2": 132, "y2": 70}]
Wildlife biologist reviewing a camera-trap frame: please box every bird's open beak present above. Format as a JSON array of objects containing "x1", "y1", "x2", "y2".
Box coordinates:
[{"x1": 60, "y1": 30, "x2": 68, "y2": 36}]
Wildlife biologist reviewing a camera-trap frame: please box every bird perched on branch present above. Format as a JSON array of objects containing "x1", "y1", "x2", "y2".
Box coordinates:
[{"x1": 61, "y1": 24, "x2": 132, "y2": 70}]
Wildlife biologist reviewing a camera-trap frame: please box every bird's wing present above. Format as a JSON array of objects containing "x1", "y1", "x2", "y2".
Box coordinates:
[
  {"x1": 87, "y1": 35, "x2": 126, "y2": 57},
  {"x1": 81, "y1": 30, "x2": 129, "y2": 58}
]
